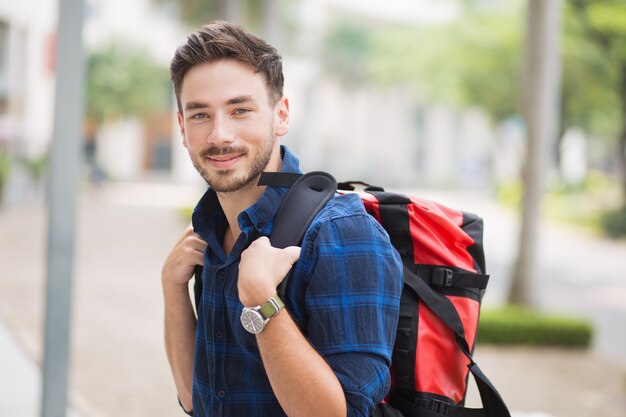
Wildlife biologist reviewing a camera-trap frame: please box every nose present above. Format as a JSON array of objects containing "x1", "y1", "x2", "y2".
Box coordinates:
[{"x1": 206, "y1": 113, "x2": 234, "y2": 145}]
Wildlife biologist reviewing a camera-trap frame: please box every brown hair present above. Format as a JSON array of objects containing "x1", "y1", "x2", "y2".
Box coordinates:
[{"x1": 170, "y1": 21, "x2": 284, "y2": 113}]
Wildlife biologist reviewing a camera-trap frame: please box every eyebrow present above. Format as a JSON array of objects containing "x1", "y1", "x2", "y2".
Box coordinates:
[
  {"x1": 184, "y1": 95, "x2": 256, "y2": 111},
  {"x1": 226, "y1": 95, "x2": 255, "y2": 106}
]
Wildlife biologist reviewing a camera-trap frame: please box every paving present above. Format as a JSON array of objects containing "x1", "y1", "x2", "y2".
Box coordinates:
[{"x1": 1, "y1": 181, "x2": 625, "y2": 417}]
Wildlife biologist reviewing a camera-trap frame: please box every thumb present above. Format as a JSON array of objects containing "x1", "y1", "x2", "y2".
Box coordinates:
[{"x1": 282, "y1": 246, "x2": 301, "y2": 265}]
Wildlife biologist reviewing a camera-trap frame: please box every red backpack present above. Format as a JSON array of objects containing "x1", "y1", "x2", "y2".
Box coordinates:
[{"x1": 261, "y1": 171, "x2": 511, "y2": 417}]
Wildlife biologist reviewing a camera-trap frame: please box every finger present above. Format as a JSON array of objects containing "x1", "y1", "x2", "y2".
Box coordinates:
[
  {"x1": 175, "y1": 224, "x2": 195, "y2": 245},
  {"x1": 282, "y1": 246, "x2": 301, "y2": 265},
  {"x1": 185, "y1": 235, "x2": 208, "y2": 251},
  {"x1": 254, "y1": 235, "x2": 271, "y2": 245}
]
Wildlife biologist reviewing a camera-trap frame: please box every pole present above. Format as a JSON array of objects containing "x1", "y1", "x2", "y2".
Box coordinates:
[{"x1": 41, "y1": 0, "x2": 84, "y2": 416}]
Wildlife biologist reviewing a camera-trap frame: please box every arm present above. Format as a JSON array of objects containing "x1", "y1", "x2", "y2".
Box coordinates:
[
  {"x1": 162, "y1": 226, "x2": 207, "y2": 413},
  {"x1": 238, "y1": 237, "x2": 347, "y2": 417}
]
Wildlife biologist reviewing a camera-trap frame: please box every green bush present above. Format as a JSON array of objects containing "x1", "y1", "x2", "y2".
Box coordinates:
[
  {"x1": 0, "y1": 152, "x2": 11, "y2": 199},
  {"x1": 478, "y1": 305, "x2": 594, "y2": 348},
  {"x1": 181, "y1": 206, "x2": 194, "y2": 222},
  {"x1": 601, "y1": 206, "x2": 626, "y2": 238}
]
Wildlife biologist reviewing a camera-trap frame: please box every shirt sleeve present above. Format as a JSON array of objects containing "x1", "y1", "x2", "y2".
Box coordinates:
[{"x1": 300, "y1": 208, "x2": 403, "y2": 417}]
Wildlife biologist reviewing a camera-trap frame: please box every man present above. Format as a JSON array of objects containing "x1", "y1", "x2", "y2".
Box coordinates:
[{"x1": 162, "y1": 21, "x2": 403, "y2": 417}]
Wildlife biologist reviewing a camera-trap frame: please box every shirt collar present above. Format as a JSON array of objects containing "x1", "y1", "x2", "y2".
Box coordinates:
[
  {"x1": 191, "y1": 145, "x2": 302, "y2": 242},
  {"x1": 238, "y1": 146, "x2": 301, "y2": 237}
]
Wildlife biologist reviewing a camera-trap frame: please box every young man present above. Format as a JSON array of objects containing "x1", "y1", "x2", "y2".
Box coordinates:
[{"x1": 162, "y1": 21, "x2": 403, "y2": 417}]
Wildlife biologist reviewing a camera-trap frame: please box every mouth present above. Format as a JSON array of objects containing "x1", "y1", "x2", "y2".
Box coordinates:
[{"x1": 204, "y1": 153, "x2": 244, "y2": 169}]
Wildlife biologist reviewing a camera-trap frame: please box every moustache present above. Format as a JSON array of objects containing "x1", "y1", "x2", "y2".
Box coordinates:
[{"x1": 199, "y1": 146, "x2": 247, "y2": 159}]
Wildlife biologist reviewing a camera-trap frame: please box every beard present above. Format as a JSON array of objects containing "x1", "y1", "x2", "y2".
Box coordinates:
[{"x1": 189, "y1": 129, "x2": 276, "y2": 193}]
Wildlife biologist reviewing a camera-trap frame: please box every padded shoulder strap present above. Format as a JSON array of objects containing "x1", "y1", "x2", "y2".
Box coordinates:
[{"x1": 259, "y1": 171, "x2": 337, "y2": 299}]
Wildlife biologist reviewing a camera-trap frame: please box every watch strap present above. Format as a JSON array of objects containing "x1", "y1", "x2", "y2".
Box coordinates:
[{"x1": 258, "y1": 295, "x2": 284, "y2": 319}]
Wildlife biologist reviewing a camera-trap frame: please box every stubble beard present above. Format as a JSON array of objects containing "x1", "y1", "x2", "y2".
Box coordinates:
[{"x1": 190, "y1": 130, "x2": 276, "y2": 193}]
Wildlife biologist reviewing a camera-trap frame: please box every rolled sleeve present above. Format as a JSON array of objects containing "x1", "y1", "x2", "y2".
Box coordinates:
[
  {"x1": 328, "y1": 353, "x2": 393, "y2": 417},
  {"x1": 297, "y1": 200, "x2": 403, "y2": 417}
]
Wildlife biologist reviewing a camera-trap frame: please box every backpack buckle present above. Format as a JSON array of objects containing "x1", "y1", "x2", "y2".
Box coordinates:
[
  {"x1": 432, "y1": 268, "x2": 453, "y2": 287},
  {"x1": 416, "y1": 399, "x2": 450, "y2": 415}
]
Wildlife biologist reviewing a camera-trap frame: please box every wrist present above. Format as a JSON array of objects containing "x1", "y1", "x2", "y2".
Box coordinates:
[
  {"x1": 162, "y1": 276, "x2": 191, "y2": 295},
  {"x1": 239, "y1": 285, "x2": 277, "y2": 307}
]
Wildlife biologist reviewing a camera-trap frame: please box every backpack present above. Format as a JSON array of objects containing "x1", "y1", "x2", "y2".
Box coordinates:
[{"x1": 258, "y1": 171, "x2": 511, "y2": 417}]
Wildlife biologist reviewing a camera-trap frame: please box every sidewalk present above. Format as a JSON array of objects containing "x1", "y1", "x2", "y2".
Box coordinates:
[
  {"x1": 1, "y1": 181, "x2": 625, "y2": 417},
  {"x1": 0, "y1": 320, "x2": 81, "y2": 417}
]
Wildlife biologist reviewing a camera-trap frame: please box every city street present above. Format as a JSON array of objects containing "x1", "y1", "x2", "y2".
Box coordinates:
[{"x1": 1, "y1": 181, "x2": 625, "y2": 417}]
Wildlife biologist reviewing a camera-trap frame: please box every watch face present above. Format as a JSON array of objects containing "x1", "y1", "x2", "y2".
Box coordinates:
[{"x1": 241, "y1": 309, "x2": 266, "y2": 334}]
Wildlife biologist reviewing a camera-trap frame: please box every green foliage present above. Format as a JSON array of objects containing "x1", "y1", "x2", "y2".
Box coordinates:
[
  {"x1": 329, "y1": 4, "x2": 525, "y2": 121},
  {"x1": 478, "y1": 305, "x2": 594, "y2": 348},
  {"x1": 153, "y1": 0, "x2": 218, "y2": 28},
  {"x1": 322, "y1": 1, "x2": 626, "y2": 140},
  {"x1": 0, "y1": 151, "x2": 10, "y2": 199},
  {"x1": 323, "y1": 23, "x2": 373, "y2": 87},
  {"x1": 181, "y1": 206, "x2": 194, "y2": 222},
  {"x1": 601, "y1": 206, "x2": 626, "y2": 238},
  {"x1": 562, "y1": 2, "x2": 624, "y2": 138},
  {"x1": 496, "y1": 171, "x2": 623, "y2": 234},
  {"x1": 22, "y1": 153, "x2": 48, "y2": 182},
  {"x1": 495, "y1": 179, "x2": 523, "y2": 210},
  {"x1": 86, "y1": 43, "x2": 171, "y2": 122},
  {"x1": 151, "y1": 0, "x2": 294, "y2": 31}
]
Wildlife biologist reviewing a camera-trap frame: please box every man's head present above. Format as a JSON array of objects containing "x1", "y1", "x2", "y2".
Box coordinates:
[
  {"x1": 171, "y1": 22, "x2": 289, "y2": 193},
  {"x1": 170, "y1": 21, "x2": 284, "y2": 114}
]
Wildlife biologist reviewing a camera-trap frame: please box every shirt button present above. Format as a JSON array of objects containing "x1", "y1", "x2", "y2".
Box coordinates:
[
  {"x1": 216, "y1": 331, "x2": 224, "y2": 339},
  {"x1": 217, "y1": 390, "x2": 226, "y2": 398},
  {"x1": 256, "y1": 222, "x2": 264, "y2": 230},
  {"x1": 217, "y1": 270, "x2": 225, "y2": 279}
]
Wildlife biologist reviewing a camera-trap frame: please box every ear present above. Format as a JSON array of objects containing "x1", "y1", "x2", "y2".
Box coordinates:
[
  {"x1": 274, "y1": 97, "x2": 289, "y2": 137},
  {"x1": 177, "y1": 112, "x2": 188, "y2": 149}
]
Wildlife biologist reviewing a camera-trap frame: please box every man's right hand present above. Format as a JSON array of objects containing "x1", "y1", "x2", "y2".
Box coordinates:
[
  {"x1": 162, "y1": 225, "x2": 204, "y2": 413},
  {"x1": 162, "y1": 225, "x2": 207, "y2": 287}
]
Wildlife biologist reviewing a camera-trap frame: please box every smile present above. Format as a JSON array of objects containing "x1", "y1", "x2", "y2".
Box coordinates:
[{"x1": 205, "y1": 153, "x2": 244, "y2": 169}]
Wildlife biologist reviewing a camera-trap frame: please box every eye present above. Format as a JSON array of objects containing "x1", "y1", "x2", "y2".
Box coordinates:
[
  {"x1": 191, "y1": 112, "x2": 209, "y2": 120},
  {"x1": 233, "y1": 108, "x2": 250, "y2": 115}
]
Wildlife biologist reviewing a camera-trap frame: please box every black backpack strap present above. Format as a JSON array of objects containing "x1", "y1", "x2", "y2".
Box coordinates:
[
  {"x1": 259, "y1": 171, "x2": 337, "y2": 299},
  {"x1": 402, "y1": 267, "x2": 511, "y2": 417},
  {"x1": 258, "y1": 172, "x2": 302, "y2": 187},
  {"x1": 411, "y1": 265, "x2": 489, "y2": 290}
]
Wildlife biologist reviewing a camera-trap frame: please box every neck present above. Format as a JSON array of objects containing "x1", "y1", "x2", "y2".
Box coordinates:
[
  {"x1": 217, "y1": 145, "x2": 283, "y2": 253},
  {"x1": 217, "y1": 179, "x2": 265, "y2": 247}
]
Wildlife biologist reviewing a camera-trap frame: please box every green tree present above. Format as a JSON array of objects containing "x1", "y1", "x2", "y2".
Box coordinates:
[
  {"x1": 365, "y1": 5, "x2": 524, "y2": 121},
  {"x1": 567, "y1": 0, "x2": 626, "y2": 201},
  {"x1": 86, "y1": 43, "x2": 170, "y2": 122}
]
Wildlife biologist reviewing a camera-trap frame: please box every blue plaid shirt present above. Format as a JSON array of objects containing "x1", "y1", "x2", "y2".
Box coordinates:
[{"x1": 190, "y1": 147, "x2": 402, "y2": 417}]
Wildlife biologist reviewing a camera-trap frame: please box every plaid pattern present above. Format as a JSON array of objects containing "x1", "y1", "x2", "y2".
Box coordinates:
[{"x1": 190, "y1": 147, "x2": 402, "y2": 417}]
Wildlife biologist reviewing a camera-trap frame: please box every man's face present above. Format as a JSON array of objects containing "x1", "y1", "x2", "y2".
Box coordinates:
[{"x1": 177, "y1": 59, "x2": 288, "y2": 193}]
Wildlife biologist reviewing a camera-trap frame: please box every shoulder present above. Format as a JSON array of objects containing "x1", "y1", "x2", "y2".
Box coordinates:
[
  {"x1": 316, "y1": 192, "x2": 367, "y2": 222},
  {"x1": 304, "y1": 192, "x2": 393, "y2": 251},
  {"x1": 308, "y1": 193, "x2": 380, "y2": 234}
]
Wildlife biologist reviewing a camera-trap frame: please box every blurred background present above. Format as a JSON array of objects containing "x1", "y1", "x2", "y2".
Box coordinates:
[{"x1": 0, "y1": 0, "x2": 625, "y2": 416}]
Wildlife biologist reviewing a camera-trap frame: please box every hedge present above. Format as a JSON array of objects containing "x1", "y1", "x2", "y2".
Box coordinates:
[{"x1": 477, "y1": 305, "x2": 594, "y2": 348}]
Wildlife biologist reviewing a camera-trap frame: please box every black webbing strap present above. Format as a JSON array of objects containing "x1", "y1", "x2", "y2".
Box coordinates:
[
  {"x1": 402, "y1": 267, "x2": 511, "y2": 417},
  {"x1": 258, "y1": 172, "x2": 302, "y2": 188},
  {"x1": 388, "y1": 389, "x2": 487, "y2": 417},
  {"x1": 410, "y1": 265, "x2": 489, "y2": 290},
  {"x1": 403, "y1": 266, "x2": 470, "y2": 355},
  {"x1": 193, "y1": 265, "x2": 203, "y2": 316}
]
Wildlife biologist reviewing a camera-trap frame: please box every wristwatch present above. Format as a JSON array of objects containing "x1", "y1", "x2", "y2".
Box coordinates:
[{"x1": 240, "y1": 295, "x2": 285, "y2": 334}]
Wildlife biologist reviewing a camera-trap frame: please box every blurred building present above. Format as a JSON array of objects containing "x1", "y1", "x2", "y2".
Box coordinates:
[
  {"x1": 0, "y1": 0, "x2": 56, "y2": 158},
  {"x1": 0, "y1": 0, "x2": 57, "y2": 204}
]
